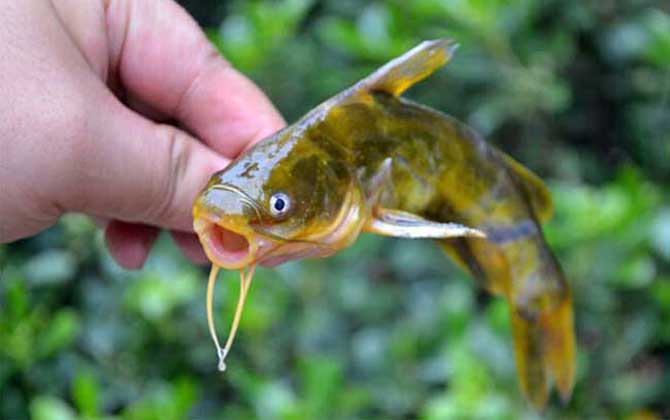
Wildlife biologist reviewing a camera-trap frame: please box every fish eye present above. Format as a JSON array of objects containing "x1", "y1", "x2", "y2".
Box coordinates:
[{"x1": 269, "y1": 192, "x2": 291, "y2": 217}]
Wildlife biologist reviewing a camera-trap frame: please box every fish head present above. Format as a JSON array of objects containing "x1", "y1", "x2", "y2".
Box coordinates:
[{"x1": 193, "y1": 129, "x2": 366, "y2": 269}]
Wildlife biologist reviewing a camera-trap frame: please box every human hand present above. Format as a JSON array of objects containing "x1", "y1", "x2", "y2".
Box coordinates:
[{"x1": 0, "y1": 0, "x2": 284, "y2": 268}]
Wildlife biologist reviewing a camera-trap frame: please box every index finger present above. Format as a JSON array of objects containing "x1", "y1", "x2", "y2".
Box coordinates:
[{"x1": 105, "y1": 0, "x2": 285, "y2": 158}]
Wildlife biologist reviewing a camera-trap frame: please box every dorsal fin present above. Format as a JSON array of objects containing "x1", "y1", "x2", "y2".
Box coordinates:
[
  {"x1": 346, "y1": 38, "x2": 458, "y2": 99},
  {"x1": 293, "y1": 39, "x2": 458, "y2": 132}
]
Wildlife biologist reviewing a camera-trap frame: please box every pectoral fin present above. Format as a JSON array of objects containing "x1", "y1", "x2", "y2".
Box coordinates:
[{"x1": 365, "y1": 208, "x2": 485, "y2": 239}]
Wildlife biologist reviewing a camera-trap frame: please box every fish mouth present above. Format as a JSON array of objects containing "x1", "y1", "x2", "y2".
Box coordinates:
[
  {"x1": 197, "y1": 220, "x2": 253, "y2": 268},
  {"x1": 194, "y1": 215, "x2": 282, "y2": 269},
  {"x1": 193, "y1": 183, "x2": 275, "y2": 269},
  {"x1": 195, "y1": 216, "x2": 323, "y2": 269}
]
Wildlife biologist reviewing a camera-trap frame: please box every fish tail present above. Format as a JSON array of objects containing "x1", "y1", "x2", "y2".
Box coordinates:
[
  {"x1": 510, "y1": 293, "x2": 575, "y2": 408},
  {"x1": 439, "y1": 232, "x2": 575, "y2": 408},
  {"x1": 540, "y1": 292, "x2": 576, "y2": 402},
  {"x1": 510, "y1": 307, "x2": 549, "y2": 408},
  {"x1": 508, "y1": 243, "x2": 576, "y2": 408}
]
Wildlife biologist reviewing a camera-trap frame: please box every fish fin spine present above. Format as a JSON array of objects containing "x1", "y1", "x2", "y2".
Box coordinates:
[{"x1": 347, "y1": 39, "x2": 458, "y2": 99}]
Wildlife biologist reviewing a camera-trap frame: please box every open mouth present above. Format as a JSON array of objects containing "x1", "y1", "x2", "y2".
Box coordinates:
[
  {"x1": 205, "y1": 224, "x2": 251, "y2": 267},
  {"x1": 196, "y1": 219, "x2": 327, "y2": 269},
  {"x1": 195, "y1": 217, "x2": 287, "y2": 269},
  {"x1": 195, "y1": 218, "x2": 257, "y2": 269}
]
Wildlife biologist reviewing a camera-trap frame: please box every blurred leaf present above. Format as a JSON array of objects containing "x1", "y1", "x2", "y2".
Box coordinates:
[
  {"x1": 214, "y1": 0, "x2": 313, "y2": 70},
  {"x1": 124, "y1": 271, "x2": 198, "y2": 322},
  {"x1": 38, "y1": 309, "x2": 80, "y2": 359},
  {"x1": 298, "y1": 355, "x2": 343, "y2": 417},
  {"x1": 642, "y1": 9, "x2": 670, "y2": 68},
  {"x1": 485, "y1": 299, "x2": 510, "y2": 334},
  {"x1": 124, "y1": 378, "x2": 198, "y2": 420},
  {"x1": 613, "y1": 255, "x2": 656, "y2": 289},
  {"x1": 72, "y1": 369, "x2": 99, "y2": 418},
  {"x1": 254, "y1": 380, "x2": 297, "y2": 419},
  {"x1": 24, "y1": 250, "x2": 76, "y2": 286},
  {"x1": 30, "y1": 396, "x2": 77, "y2": 420},
  {"x1": 652, "y1": 278, "x2": 670, "y2": 310},
  {"x1": 546, "y1": 168, "x2": 658, "y2": 248},
  {"x1": 5, "y1": 276, "x2": 29, "y2": 320}
]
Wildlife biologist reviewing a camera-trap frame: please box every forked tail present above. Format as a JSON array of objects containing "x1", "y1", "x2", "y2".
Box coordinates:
[
  {"x1": 439, "y1": 234, "x2": 576, "y2": 408},
  {"x1": 510, "y1": 288, "x2": 575, "y2": 408}
]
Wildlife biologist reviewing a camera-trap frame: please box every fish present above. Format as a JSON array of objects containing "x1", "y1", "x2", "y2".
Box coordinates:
[{"x1": 192, "y1": 39, "x2": 576, "y2": 409}]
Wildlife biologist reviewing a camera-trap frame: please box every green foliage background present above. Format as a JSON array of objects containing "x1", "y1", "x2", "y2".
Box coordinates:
[{"x1": 2, "y1": 0, "x2": 669, "y2": 419}]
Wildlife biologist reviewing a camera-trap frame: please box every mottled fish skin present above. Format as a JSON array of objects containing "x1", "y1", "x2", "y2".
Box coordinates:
[
  {"x1": 193, "y1": 39, "x2": 575, "y2": 409},
  {"x1": 286, "y1": 91, "x2": 574, "y2": 407}
]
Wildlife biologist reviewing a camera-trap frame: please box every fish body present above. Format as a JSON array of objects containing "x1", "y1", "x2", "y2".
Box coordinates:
[{"x1": 193, "y1": 39, "x2": 575, "y2": 408}]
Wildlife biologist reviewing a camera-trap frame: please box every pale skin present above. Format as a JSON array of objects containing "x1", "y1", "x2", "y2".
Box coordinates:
[{"x1": 0, "y1": 0, "x2": 285, "y2": 268}]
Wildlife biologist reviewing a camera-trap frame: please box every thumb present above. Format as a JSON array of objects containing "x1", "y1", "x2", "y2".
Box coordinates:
[{"x1": 60, "y1": 96, "x2": 228, "y2": 232}]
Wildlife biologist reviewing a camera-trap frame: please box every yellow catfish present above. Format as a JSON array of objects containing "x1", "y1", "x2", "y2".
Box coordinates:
[{"x1": 193, "y1": 39, "x2": 575, "y2": 408}]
